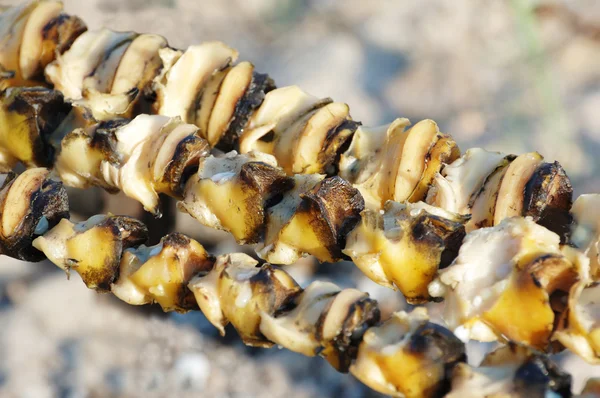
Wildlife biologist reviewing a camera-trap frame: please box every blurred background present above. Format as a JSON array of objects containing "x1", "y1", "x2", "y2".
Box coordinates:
[{"x1": 0, "y1": 0, "x2": 599, "y2": 396}]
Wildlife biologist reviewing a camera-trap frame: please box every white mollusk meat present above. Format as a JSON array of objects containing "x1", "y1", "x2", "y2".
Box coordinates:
[
  {"x1": 45, "y1": 28, "x2": 136, "y2": 99},
  {"x1": 339, "y1": 117, "x2": 457, "y2": 210},
  {"x1": 18, "y1": 0, "x2": 63, "y2": 79},
  {"x1": 155, "y1": 42, "x2": 238, "y2": 124},
  {"x1": 259, "y1": 281, "x2": 341, "y2": 356},
  {"x1": 78, "y1": 33, "x2": 168, "y2": 120},
  {"x1": 426, "y1": 148, "x2": 507, "y2": 214},
  {"x1": 428, "y1": 217, "x2": 568, "y2": 344},
  {"x1": 238, "y1": 85, "x2": 352, "y2": 174},
  {"x1": 554, "y1": 282, "x2": 600, "y2": 364},
  {"x1": 94, "y1": 114, "x2": 199, "y2": 213}
]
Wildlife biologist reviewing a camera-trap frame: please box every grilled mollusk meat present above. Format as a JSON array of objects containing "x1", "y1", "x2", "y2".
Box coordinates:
[
  {"x1": 45, "y1": 29, "x2": 168, "y2": 120},
  {"x1": 154, "y1": 43, "x2": 275, "y2": 148},
  {"x1": 571, "y1": 194, "x2": 600, "y2": 280},
  {"x1": 178, "y1": 151, "x2": 293, "y2": 244},
  {"x1": 0, "y1": 168, "x2": 68, "y2": 260},
  {"x1": 256, "y1": 174, "x2": 364, "y2": 264},
  {"x1": 350, "y1": 308, "x2": 466, "y2": 398},
  {"x1": 426, "y1": 149, "x2": 573, "y2": 239},
  {"x1": 344, "y1": 201, "x2": 466, "y2": 303},
  {"x1": 238, "y1": 85, "x2": 359, "y2": 175},
  {"x1": 428, "y1": 217, "x2": 585, "y2": 349},
  {"x1": 447, "y1": 344, "x2": 572, "y2": 398},
  {"x1": 32, "y1": 214, "x2": 148, "y2": 290},
  {"x1": 48, "y1": 35, "x2": 275, "y2": 143},
  {"x1": 339, "y1": 118, "x2": 460, "y2": 209},
  {"x1": 0, "y1": 1, "x2": 86, "y2": 86},
  {"x1": 260, "y1": 280, "x2": 380, "y2": 372},
  {"x1": 189, "y1": 253, "x2": 301, "y2": 346},
  {"x1": 56, "y1": 114, "x2": 209, "y2": 214},
  {"x1": 31, "y1": 211, "x2": 381, "y2": 373},
  {"x1": 111, "y1": 232, "x2": 214, "y2": 311},
  {"x1": 0, "y1": 87, "x2": 71, "y2": 169},
  {"x1": 554, "y1": 281, "x2": 600, "y2": 364}
]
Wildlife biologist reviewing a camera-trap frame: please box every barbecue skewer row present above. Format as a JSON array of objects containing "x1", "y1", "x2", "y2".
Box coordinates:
[
  {"x1": 0, "y1": 93, "x2": 580, "y2": 305},
  {"x1": 2, "y1": 167, "x2": 598, "y2": 369},
  {"x1": 0, "y1": 167, "x2": 587, "y2": 398},
  {"x1": 0, "y1": 0, "x2": 595, "y2": 346},
  {"x1": 54, "y1": 113, "x2": 468, "y2": 303},
  {"x1": 0, "y1": 167, "x2": 465, "y2": 398},
  {"x1": 16, "y1": 108, "x2": 573, "y2": 301},
  {"x1": 0, "y1": 2, "x2": 573, "y2": 227}
]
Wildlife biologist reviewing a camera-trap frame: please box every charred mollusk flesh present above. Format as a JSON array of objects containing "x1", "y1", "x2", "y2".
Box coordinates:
[
  {"x1": 256, "y1": 174, "x2": 364, "y2": 264},
  {"x1": 0, "y1": 168, "x2": 69, "y2": 261},
  {"x1": 571, "y1": 194, "x2": 600, "y2": 280},
  {"x1": 45, "y1": 28, "x2": 166, "y2": 120},
  {"x1": 343, "y1": 201, "x2": 467, "y2": 303},
  {"x1": 260, "y1": 280, "x2": 380, "y2": 372},
  {"x1": 238, "y1": 85, "x2": 358, "y2": 175},
  {"x1": 350, "y1": 308, "x2": 466, "y2": 398},
  {"x1": 32, "y1": 214, "x2": 148, "y2": 290},
  {"x1": 189, "y1": 253, "x2": 301, "y2": 346},
  {"x1": 428, "y1": 217, "x2": 585, "y2": 349},
  {"x1": 153, "y1": 43, "x2": 275, "y2": 148},
  {"x1": 0, "y1": 0, "x2": 86, "y2": 85},
  {"x1": 426, "y1": 149, "x2": 573, "y2": 239},
  {"x1": 339, "y1": 118, "x2": 460, "y2": 209},
  {"x1": 56, "y1": 114, "x2": 209, "y2": 214},
  {"x1": 0, "y1": 87, "x2": 72, "y2": 169},
  {"x1": 111, "y1": 232, "x2": 214, "y2": 312},
  {"x1": 178, "y1": 151, "x2": 293, "y2": 244},
  {"x1": 447, "y1": 344, "x2": 572, "y2": 398}
]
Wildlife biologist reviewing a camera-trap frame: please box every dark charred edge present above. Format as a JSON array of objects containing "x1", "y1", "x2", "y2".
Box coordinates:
[
  {"x1": 410, "y1": 323, "x2": 468, "y2": 398},
  {"x1": 300, "y1": 176, "x2": 364, "y2": 260},
  {"x1": 317, "y1": 119, "x2": 361, "y2": 176},
  {"x1": 87, "y1": 34, "x2": 137, "y2": 83},
  {"x1": 514, "y1": 354, "x2": 572, "y2": 397},
  {"x1": 239, "y1": 162, "x2": 295, "y2": 244},
  {"x1": 237, "y1": 264, "x2": 302, "y2": 347},
  {"x1": 2, "y1": 176, "x2": 70, "y2": 262},
  {"x1": 410, "y1": 135, "x2": 461, "y2": 202},
  {"x1": 109, "y1": 215, "x2": 149, "y2": 249},
  {"x1": 409, "y1": 213, "x2": 466, "y2": 269},
  {"x1": 216, "y1": 71, "x2": 276, "y2": 151},
  {"x1": 23, "y1": 13, "x2": 88, "y2": 81},
  {"x1": 468, "y1": 154, "x2": 517, "y2": 210},
  {"x1": 523, "y1": 161, "x2": 573, "y2": 243},
  {"x1": 330, "y1": 120, "x2": 362, "y2": 176},
  {"x1": 41, "y1": 13, "x2": 87, "y2": 63},
  {"x1": 316, "y1": 295, "x2": 381, "y2": 373},
  {"x1": 187, "y1": 61, "x2": 231, "y2": 132},
  {"x1": 5, "y1": 87, "x2": 72, "y2": 166},
  {"x1": 162, "y1": 134, "x2": 210, "y2": 196},
  {"x1": 433, "y1": 216, "x2": 467, "y2": 269},
  {"x1": 90, "y1": 119, "x2": 127, "y2": 163},
  {"x1": 524, "y1": 253, "x2": 579, "y2": 294}
]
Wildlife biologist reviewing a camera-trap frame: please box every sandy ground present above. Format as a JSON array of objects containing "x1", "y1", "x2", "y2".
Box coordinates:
[{"x1": 0, "y1": 0, "x2": 599, "y2": 397}]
